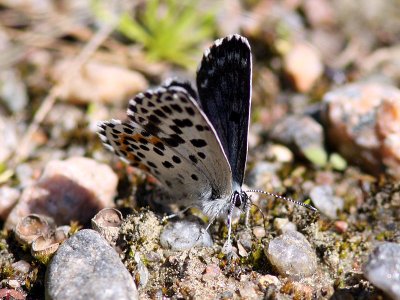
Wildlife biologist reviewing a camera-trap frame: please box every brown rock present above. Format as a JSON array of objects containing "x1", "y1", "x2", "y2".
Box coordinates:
[
  {"x1": 5, "y1": 157, "x2": 117, "y2": 229},
  {"x1": 284, "y1": 42, "x2": 323, "y2": 92},
  {"x1": 52, "y1": 59, "x2": 148, "y2": 104},
  {"x1": 323, "y1": 82, "x2": 400, "y2": 178}
]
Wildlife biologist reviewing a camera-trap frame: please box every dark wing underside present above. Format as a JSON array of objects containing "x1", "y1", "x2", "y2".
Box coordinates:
[{"x1": 196, "y1": 34, "x2": 252, "y2": 187}]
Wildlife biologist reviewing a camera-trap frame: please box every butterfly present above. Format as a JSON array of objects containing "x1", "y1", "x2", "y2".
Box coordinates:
[{"x1": 98, "y1": 34, "x2": 315, "y2": 252}]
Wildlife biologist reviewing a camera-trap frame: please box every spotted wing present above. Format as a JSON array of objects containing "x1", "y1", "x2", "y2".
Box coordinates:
[
  {"x1": 196, "y1": 34, "x2": 252, "y2": 188},
  {"x1": 98, "y1": 119, "x2": 213, "y2": 203},
  {"x1": 98, "y1": 85, "x2": 233, "y2": 202},
  {"x1": 126, "y1": 84, "x2": 232, "y2": 200}
]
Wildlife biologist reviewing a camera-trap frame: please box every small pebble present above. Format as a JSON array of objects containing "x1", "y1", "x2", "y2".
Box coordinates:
[
  {"x1": 310, "y1": 185, "x2": 344, "y2": 219},
  {"x1": 265, "y1": 231, "x2": 318, "y2": 280},
  {"x1": 258, "y1": 274, "x2": 280, "y2": 287},
  {"x1": 270, "y1": 115, "x2": 327, "y2": 166},
  {"x1": 273, "y1": 218, "x2": 297, "y2": 234},
  {"x1": 253, "y1": 226, "x2": 266, "y2": 239},
  {"x1": 238, "y1": 282, "x2": 259, "y2": 299},
  {"x1": 203, "y1": 264, "x2": 220, "y2": 277},
  {"x1": 237, "y1": 241, "x2": 249, "y2": 257},
  {"x1": 134, "y1": 252, "x2": 149, "y2": 288},
  {"x1": 334, "y1": 220, "x2": 348, "y2": 233},
  {"x1": 363, "y1": 242, "x2": 400, "y2": 300},
  {"x1": 284, "y1": 42, "x2": 323, "y2": 92},
  {"x1": 237, "y1": 229, "x2": 253, "y2": 250},
  {"x1": 46, "y1": 229, "x2": 138, "y2": 300},
  {"x1": 160, "y1": 220, "x2": 213, "y2": 251},
  {"x1": 8, "y1": 280, "x2": 20, "y2": 289},
  {"x1": 268, "y1": 144, "x2": 294, "y2": 163},
  {"x1": 12, "y1": 260, "x2": 31, "y2": 274},
  {"x1": 202, "y1": 264, "x2": 221, "y2": 282}
]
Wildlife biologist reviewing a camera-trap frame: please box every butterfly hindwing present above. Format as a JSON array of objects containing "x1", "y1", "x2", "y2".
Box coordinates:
[
  {"x1": 98, "y1": 119, "x2": 213, "y2": 202},
  {"x1": 111, "y1": 85, "x2": 232, "y2": 201},
  {"x1": 196, "y1": 34, "x2": 252, "y2": 187}
]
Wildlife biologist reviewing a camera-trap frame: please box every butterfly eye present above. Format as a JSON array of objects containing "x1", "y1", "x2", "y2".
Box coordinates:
[
  {"x1": 234, "y1": 193, "x2": 242, "y2": 208},
  {"x1": 234, "y1": 199, "x2": 242, "y2": 207}
]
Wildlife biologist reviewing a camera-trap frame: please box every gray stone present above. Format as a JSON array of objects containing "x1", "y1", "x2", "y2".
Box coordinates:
[
  {"x1": 270, "y1": 115, "x2": 327, "y2": 166},
  {"x1": 363, "y1": 242, "x2": 400, "y2": 300},
  {"x1": 265, "y1": 231, "x2": 317, "y2": 280},
  {"x1": 310, "y1": 185, "x2": 344, "y2": 219},
  {"x1": 45, "y1": 229, "x2": 138, "y2": 300},
  {"x1": 160, "y1": 220, "x2": 213, "y2": 251}
]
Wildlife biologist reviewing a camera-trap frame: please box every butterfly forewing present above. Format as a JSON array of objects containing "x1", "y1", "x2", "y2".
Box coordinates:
[{"x1": 196, "y1": 34, "x2": 252, "y2": 187}]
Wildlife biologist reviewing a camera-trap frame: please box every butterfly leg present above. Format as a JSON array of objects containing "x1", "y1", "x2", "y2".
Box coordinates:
[
  {"x1": 222, "y1": 195, "x2": 236, "y2": 255},
  {"x1": 162, "y1": 206, "x2": 192, "y2": 221}
]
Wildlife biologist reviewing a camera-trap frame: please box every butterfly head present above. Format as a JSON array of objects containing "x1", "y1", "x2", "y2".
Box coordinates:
[{"x1": 231, "y1": 190, "x2": 251, "y2": 211}]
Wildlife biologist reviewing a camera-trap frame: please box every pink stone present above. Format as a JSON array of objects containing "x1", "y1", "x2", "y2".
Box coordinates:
[
  {"x1": 324, "y1": 83, "x2": 400, "y2": 178},
  {"x1": 284, "y1": 42, "x2": 323, "y2": 92},
  {"x1": 5, "y1": 157, "x2": 117, "y2": 230},
  {"x1": 334, "y1": 220, "x2": 348, "y2": 233}
]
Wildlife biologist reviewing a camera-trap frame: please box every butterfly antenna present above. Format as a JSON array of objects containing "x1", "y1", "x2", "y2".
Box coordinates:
[{"x1": 246, "y1": 189, "x2": 318, "y2": 212}]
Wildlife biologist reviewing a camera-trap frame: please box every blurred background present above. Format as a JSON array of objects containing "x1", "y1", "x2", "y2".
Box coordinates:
[{"x1": 0, "y1": 0, "x2": 400, "y2": 299}]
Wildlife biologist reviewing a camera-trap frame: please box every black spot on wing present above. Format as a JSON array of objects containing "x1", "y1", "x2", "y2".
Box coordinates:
[
  {"x1": 161, "y1": 105, "x2": 172, "y2": 114},
  {"x1": 189, "y1": 155, "x2": 198, "y2": 164},
  {"x1": 154, "y1": 142, "x2": 165, "y2": 150},
  {"x1": 153, "y1": 147, "x2": 164, "y2": 156},
  {"x1": 170, "y1": 125, "x2": 183, "y2": 134},
  {"x1": 185, "y1": 107, "x2": 195, "y2": 116},
  {"x1": 172, "y1": 155, "x2": 181, "y2": 164},
  {"x1": 173, "y1": 119, "x2": 193, "y2": 127},
  {"x1": 154, "y1": 109, "x2": 167, "y2": 118},
  {"x1": 190, "y1": 139, "x2": 207, "y2": 148},
  {"x1": 123, "y1": 127, "x2": 133, "y2": 134},
  {"x1": 171, "y1": 104, "x2": 183, "y2": 113},
  {"x1": 139, "y1": 138, "x2": 148, "y2": 144},
  {"x1": 148, "y1": 115, "x2": 161, "y2": 124},
  {"x1": 141, "y1": 130, "x2": 151, "y2": 137},
  {"x1": 165, "y1": 134, "x2": 185, "y2": 147},
  {"x1": 148, "y1": 161, "x2": 157, "y2": 169},
  {"x1": 162, "y1": 161, "x2": 174, "y2": 168}
]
